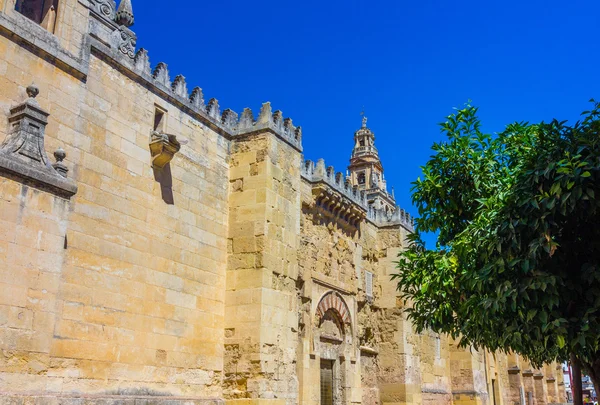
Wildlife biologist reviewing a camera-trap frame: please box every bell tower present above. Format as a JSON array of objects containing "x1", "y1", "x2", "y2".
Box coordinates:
[{"x1": 348, "y1": 116, "x2": 396, "y2": 213}]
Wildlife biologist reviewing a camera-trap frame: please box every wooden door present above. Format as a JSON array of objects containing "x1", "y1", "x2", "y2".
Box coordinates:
[{"x1": 320, "y1": 360, "x2": 334, "y2": 405}]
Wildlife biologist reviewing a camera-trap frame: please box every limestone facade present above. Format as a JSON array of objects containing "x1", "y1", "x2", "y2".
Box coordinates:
[{"x1": 0, "y1": 1, "x2": 567, "y2": 405}]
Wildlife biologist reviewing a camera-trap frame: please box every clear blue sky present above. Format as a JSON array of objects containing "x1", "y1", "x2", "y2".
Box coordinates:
[{"x1": 132, "y1": 0, "x2": 600, "y2": 244}]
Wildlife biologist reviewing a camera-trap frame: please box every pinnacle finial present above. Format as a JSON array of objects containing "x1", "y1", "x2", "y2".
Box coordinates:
[
  {"x1": 53, "y1": 147, "x2": 69, "y2": 178},
  {"x1": 26, "y1": 83, "x2": 39, "y2": 99},
  {"x1": 360, "y1": 108, "x2": 368, "y2": 128},
  {"x1": 116, "y1": 0, "x2": 134, "y2": 27}
]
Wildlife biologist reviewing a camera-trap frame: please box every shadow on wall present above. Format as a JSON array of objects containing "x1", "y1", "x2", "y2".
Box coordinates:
[{"x1": 153, "y1": 164, "x2": 174, "y2": 205}]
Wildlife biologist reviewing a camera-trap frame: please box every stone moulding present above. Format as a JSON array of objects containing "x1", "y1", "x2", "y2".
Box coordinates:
[
  {"x1": 316, "y1": 291, "x2": 352, "y2": 327},
  {"x1": 0, "y1": 85, "x2": 77, "y2": 198}
]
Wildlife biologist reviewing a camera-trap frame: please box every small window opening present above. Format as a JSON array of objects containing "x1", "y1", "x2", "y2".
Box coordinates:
[
  {"x1": 15, "y1": 0, "x2": 59, "y2": 32},
  {"x1": 154, "y1": 106, "x2": 167, "y2": 133},
  {"x1": 357, "y1": 172, "x2": 366, "y2": 185},
  {"x1": 359, "y1": 139, "x2": 365, "y2": 147},
  {"x1": 365, "y1": 271, "x2": 373, "y2": 298}
]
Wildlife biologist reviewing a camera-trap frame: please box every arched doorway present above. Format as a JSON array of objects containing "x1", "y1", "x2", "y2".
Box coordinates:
[{"x1": 315, "y1": 292, "x2": 353, "y2": 405}]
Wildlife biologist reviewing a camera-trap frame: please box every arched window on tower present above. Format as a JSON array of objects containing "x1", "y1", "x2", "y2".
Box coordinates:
[
  {"x1": 357, "y1": 172, "x2": 366, "y2": 185},
  {"x1": 15, "y1": 0, "x2": 59, "y2": 32}
]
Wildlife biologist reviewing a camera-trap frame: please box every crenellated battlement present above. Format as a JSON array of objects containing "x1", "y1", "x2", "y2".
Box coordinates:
[
  {"x1": 130, "y1": 51, "x2": 302, "y2": 150},
  {"x1": 84, "y1": 1, "x2": 304, "y2": 151},
  {"x1": 302, "y1": 158, "x2": 414, "y2": 231},
  {"x1": 230, "y1": 102, "x2": 302, "y2": 150},
  {"x1": 302, "y1": 159, "x2": 369, "y2": 209},
  {"x1": 367, "y1": 205, "x2": 414, "y2": 231}
]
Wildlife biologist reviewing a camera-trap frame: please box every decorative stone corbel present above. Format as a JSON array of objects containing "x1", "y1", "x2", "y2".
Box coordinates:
[
  {"x1": 0, "y1": 84, "x2": 77, "y2": 198},
  {"x1": 149, "y1": 131, "x2": 181, "y2": 168}
]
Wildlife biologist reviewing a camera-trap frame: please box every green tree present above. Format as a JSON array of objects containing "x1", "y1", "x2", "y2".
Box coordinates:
[{"x1": 393, "y1": 102, "x2": 600, "y2": 403}]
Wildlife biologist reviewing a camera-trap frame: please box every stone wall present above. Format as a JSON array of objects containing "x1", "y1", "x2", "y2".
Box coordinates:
[
  {"x1": 0, "y1": 1, "x2": 570, "y2": 405},
  {"x1": 225, "y1": 129, "x2": 302, "y2": 405},
  {"x1": 0, "y1": 0, "x2": 228, "y2": 399}
]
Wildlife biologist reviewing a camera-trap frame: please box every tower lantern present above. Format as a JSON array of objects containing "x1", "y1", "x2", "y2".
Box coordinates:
[{"x1": 348, "y1": 115, "x2": 396, "y2": 213}]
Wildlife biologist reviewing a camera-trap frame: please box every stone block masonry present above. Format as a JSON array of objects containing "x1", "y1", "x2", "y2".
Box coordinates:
[{"x1": 0, "y1": 1, "x2": 566, "y2": 405}]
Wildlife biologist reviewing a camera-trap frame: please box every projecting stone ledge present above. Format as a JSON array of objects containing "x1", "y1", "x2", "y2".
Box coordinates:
[{"x1": 0, "y1": 393, "x2": 225, "y2": 405}]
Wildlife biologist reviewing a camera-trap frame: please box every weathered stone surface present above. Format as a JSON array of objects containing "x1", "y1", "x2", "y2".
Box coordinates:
[{"x1": 0, "y1": 2, "x2": 566, "y2": 405}]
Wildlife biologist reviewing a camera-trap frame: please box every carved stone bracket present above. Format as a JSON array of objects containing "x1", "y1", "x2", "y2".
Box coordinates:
[
  {"x1": 0, "y1": 85, "x2": 77, "y2": 198},
  {"x1": 149, "y1": 131, "x2": 181, "y2": 168}
]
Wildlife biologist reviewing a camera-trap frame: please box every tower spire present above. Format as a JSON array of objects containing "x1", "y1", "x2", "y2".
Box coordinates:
[{"x1": 347, "y1": 115, "x2": 396, "y2": 212}]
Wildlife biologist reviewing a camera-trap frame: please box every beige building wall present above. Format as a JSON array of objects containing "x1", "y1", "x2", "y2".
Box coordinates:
[
  {"x1": 0, "y1": 1, "x2": 569, "y2": 405},
  {"x1": 225, "y1": 128, "x2": 302, "y2": 405},
  {"x1": 0, "y1": 0, "x2": 228, "y2": 399}
]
